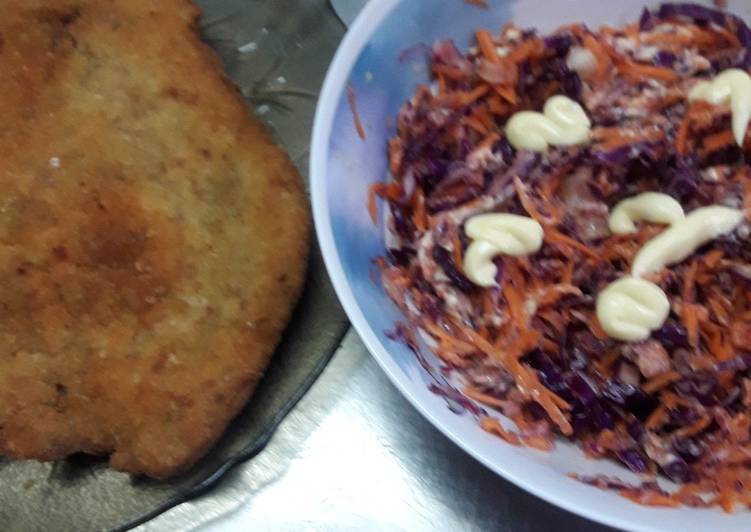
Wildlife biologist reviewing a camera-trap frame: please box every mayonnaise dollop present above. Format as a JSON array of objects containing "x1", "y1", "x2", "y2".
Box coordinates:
[
  {"x1": 632, "y1": 205, "x2": 744, "y2": 277},
  {"x1": 463, "y1": 213, "x2": 544, "y2": 287},
  {"x1": 609, "y1": 192, "x2": 685, "y2": 235},
  {"x1": 596, "y1": 277, "x2": 671, "y2": 342},
  {"x1": 566, "y1": 46, "x2": 597, "y2": 76},
  {"x1": 689, "y1": 68, "x2": 751, "y2": 146},
  {"x1": 505, "y1": 95, "x2": 591, "y2": 152},
  {"x1": 598, "y1": 192, "x2": 743, "y2": 342}
]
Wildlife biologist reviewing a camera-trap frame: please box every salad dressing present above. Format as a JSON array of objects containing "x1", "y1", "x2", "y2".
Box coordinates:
[
  {"x1": 632, "y1": 205, "x2": 744, "y2": 277},
  {"x1": 596, "y1": 277, "x2": 671, "y2": 341},
  {"x1": 689, "y1": 68, "x2": 751, "y2": 146},
  {"x1": 609, "y1": 192, "x2": 685, "y2": 235},
  {"x1": 505, "y1": 95, "x2": 591, "y2": 152},
  {"x1": 463, "y1": 213, "x2": 544, "y2": 287},
  {"x1": 598, "y1": 202, "x2": 743, "y2": 341}
]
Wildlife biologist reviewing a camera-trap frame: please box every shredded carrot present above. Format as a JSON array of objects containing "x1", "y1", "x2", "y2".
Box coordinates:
[
  {"x1": 451, "y1": 231, "x2": 465, "y2": 274},
  {"x1": 473, "y1": 106, "x2": 495, "y2": 131},
  {"x1": 545, "y1": 229, "x2": 600, "y2": 259},
  {"x1": 347, "y1": 84, "x2": 366, "y2": 140},
  {"x1": 715, "y1": 493, "x2": 736, "y2": 514},
  {"x1": 464, "y1": 386, "x2": 507, "y2": 408},
  {"x1": 462, "y1": 325, "x2": 571, "y2": 434},
  {"x1": 642, "y1": 24, "x2": 737, "y2": 56},
  {"x1": 432, "y1": 63, "x2": 468, "y2": 80},
  {"x1": 617, "y1": 61, "x2": 679, "y2": 83},
  {"x1": 651, "y1": 90, "x2": 685, "y2": 111},
  {"x1": 369, "y1": 182, "x2": 403, "y2": 202},
  {"x1": 594, "y1": 126, "x2": 665, "y2": 152},
  {"x1": 539, "y1": 172, "x2": 562, "y2": 204},
  {"x1": 682, "y1": 260, "x2": 698, "y2": 302},
  {"x1": 482, "y1": 289, "x2": 494, "y2": 317},
  {"x1": 480, "y1": 415, "x2": 521, "y2": 445},
  {"x1": 675, "y1": 110, "x2": 692, "y2": 156},
  {"x1": 511, "y1": 359, "x2": 573, "y2": 433},
  {"x1": 506, "y1": 38, "x2": 544, "y2": 63},
  {"x1": 680, "y1": 260, "x2": 701, "y2": 345},
  {"x1": 624, "y1": 23, "x2": 641, "y2": 43},
  {"x1": 503, "y1": 259, "x2": 528, "y2": 332},
  {"x1": 643, "y1": 370, "x2": 682, "y2": 394},
  {"x1": 475, "y1": 29, "x2": 499, "y2": 63},
  {"x1": 421, "y1": 320, "x2": 478, "y2": 355},
  {"x1": 546, "y1": 386, "x2": 571, "y2": 410},
  {"x1": 712, "y1": 466, "x2": 742, "y2": 512},
  {"x1": 581, "y1": 34, "x2": 612, "y2": 81},
  {"x1": 521, "y1": 434, "x2": 555, "y2": 452},
  {"x1": 590, "y1": 314, "x2": 609, "y2": 340},
  {"x1": 742, "y1": 170, "x2": 751, "y2": 220},
  {"x1": 707, "y1": 326, "x2": 731, "y2": 361},
  {"x1": 503, "y1": 281, "x2": 527, "y2": 332},
  {"x1": 703, "y1": 249, "x2": 724, "y2": 269},
  {"x1": 619, "y1": 490, "x2": 681, "y2": 508},
  {"x1": 688, "y1": 100, "x2": 722, "y2": 130},
  {"x1": 662, "y1": 391, "x2": 691, "y2": 409},
  {"x1": 561, "y1": 259, "x2": 574, "y2": 285},
  {"x1": 504, "y1": 258, "x2": 525, "y2": 290},
  {"x1": 542, "y1": 338, "x2": 558, "y2": 354},
  {"x1": 493, "y1": 84, "x2": 518, "y2": 105},
  {"x1": 412, "y1": 191, "x2": 427, "y2": 232},
  {"x1": 702, "y1": 129, "x2": 736, "y2": 154},
  {"x1": 596, "y1": 349, "x2": 622, "y2": 375},
  {"x1": 367, "y1": 184, "x2": 379, "y2": 224},
  {"x1": 514, "y1": 176, "x2": 547, "y2": 224},
  {"x1": 673, "y1": 415, "x2": 712, "y2": 439},
  {"x1": 535, "y1": 284, "x2": 581, "y2": 307},
  {"x1": 459, "y1": 85, "x2": 490, "y2": 106},
  {"x1": 707, "y1": 297, "x2": 730, "y2": 327},
  {"x1": 645, "y1": 402, "x2": 668, "y2": 429},
  {"x1": 683, "y1": 303, "x2": 700, "y2": 347},
  {"x1": 692, "y1": 24, "x2": 740, "y2": 47},
  {"x1": 677, "y1": 101, "x2": 718, "y2": 155},
  {"x1": 477, "y1": 131, "x2": 500, "y2": 150},
  {"x1": 673, "y1": 481, "x2": 708, "y2": 501},
  {"x1": 462, "y1": 115, "x2": 489, "y2": 135},
  {"x1": 388, "y1": 138, "x2": 403, "y2": 176},
  {"x1": 437, "y1": 74, "x2": 447, "y2": 96},
  {"x1": 487, "y1": 94, "x2": 510, "y2": 115}
]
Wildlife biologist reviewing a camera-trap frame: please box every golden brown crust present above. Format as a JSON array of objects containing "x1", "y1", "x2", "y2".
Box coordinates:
[{"x1": 0, "y1": 0, "x2": 310, "y2": 479}]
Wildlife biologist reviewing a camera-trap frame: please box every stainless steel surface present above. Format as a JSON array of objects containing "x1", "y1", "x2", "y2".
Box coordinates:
[
  {"x1": 144, "y1": 331, "x2": 613, "y2": 532},
  {"x1": 330, "y1": 0, "x2": 367, "y2": 27}
]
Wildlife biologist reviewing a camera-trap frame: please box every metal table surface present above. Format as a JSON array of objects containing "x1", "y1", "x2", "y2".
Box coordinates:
[{"x1": 137, "y1": 2, "x2": 615, "y2": 530}]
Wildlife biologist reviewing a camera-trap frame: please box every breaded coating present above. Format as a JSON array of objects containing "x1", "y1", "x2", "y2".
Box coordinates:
[{"x1": 0, "y1": 0, "x2": 309, "y2": 479}]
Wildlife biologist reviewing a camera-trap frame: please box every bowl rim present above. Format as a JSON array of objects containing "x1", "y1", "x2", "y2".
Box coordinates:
[{"x1": 310, "y1": 2, "x2": 733, "y2": 530}]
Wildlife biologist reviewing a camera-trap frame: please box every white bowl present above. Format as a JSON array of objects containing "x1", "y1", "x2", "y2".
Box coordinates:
[{"x1": 311, "y1": 1, "x2": 751, "y2": 530}]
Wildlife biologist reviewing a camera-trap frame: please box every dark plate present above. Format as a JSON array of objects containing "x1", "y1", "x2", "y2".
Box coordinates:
[{"x1": 0, "y1": 1, "x2": 347, "y2": 530}]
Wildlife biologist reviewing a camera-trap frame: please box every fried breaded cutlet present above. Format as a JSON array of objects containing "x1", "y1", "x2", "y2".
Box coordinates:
[{"x1": 0, "y1": 0, "x2": 309, "y2": 479}]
